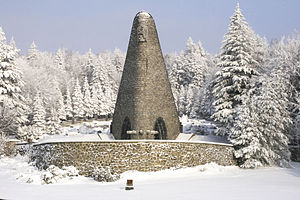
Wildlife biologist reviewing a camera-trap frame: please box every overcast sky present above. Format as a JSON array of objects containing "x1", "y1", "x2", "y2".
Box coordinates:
[{"x1": 0, "y1": 0, "x2": 299, "y2": 55}]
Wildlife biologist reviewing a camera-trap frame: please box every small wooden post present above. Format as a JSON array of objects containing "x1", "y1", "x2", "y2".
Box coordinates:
[{"x1": 125, "y1": 179, "x2": 134, "y2": 190}]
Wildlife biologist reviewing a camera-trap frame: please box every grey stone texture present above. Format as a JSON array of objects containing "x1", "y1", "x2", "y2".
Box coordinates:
[
  {"x1": 31, "y1": 141, "x2": 237, "y2": 176},
  {"x1": 111, "y1": 11, "x2": 181, "y2": 140}
]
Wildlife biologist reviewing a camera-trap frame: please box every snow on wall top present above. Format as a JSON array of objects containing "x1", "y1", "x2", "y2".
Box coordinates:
[{"x1": 33, "y1": 139, "x2": 233, "y2": 147}]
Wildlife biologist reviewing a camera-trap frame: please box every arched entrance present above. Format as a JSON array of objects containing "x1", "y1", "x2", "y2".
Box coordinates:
[
  {"x1": 154, "y1": 117, "x2": 167, "y2": 140},
  {"x1": 121, "y1": 117, "x2": 131, "y2": 139}
]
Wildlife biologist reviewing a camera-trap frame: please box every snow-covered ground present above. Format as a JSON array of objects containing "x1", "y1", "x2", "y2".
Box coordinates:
[
  {"x1": 180, "y1": 116, "x2": 229, "y2": 143},
  {"x1": 32, "y1": 118, "x2": 227, "y2": 144},
  {"x1": 3, "y1": 118, "x2": 298, "y2": 199},
  {"x1": 34, "y1": 120, "x2": 114, "y2": 144},
  {"x1": 0, "y1": 155, "x2": 299, "y2": 200}
]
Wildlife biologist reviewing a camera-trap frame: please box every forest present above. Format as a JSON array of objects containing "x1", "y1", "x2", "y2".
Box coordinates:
[{"x1": 1, "y1": 4, "x2": 300, "y2": 168}]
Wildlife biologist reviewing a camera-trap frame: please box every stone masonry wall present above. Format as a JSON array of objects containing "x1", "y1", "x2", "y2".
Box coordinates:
[{"x1": 31, "y1": 141, "x2": 236, "y2": 176}]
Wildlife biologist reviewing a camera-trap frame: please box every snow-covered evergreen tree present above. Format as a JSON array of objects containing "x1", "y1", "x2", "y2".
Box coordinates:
[
  {"x1": 90, "y1": 59, "x2": 107, "y2": 117},
  {"x1": 56, "y1": 87, "x2": 66, "y2": 121},
  {"x1": 84, "y1": 48, "x2": 95, "y2": 84},
  {"x1": 32, "y1": 92, "x2": 46, "y2": 138},
  {"x1": 90, "y1": 85, "x2": 100, "y2": 117},
  {"x1": 231, "y1": 72, "x2": 291, "y2": 168},
  {"x1": 213, "y1": 3, "x2": 260, "y2": 135},
  {"x1": 184, "y1": 37, "x2": 207, "y2": 88},
  {"x1": 111, "y1": 48, "x2": 125, "y2": 82},
  {"x1": 82, "y1": 76, "x2": 93, "y2": 119},
  {"x1": 54, "y1": 48, "x2": 66, "y2": 70},
  {"x1": 27, "y1": 41, "x2": 38, "y2": 62},
  {"x1": 64, "y1": 87, "x2": 73, "y2": 120},
  {"x1": 46, "y1": 108, "x2": 61, "y2": 135},
  {"x1": 72, "y1": 78, "x2": 84, "y2": 121},
  {"x1": 0, "y1": 27, "x2": 28, "y2": 137},
  {"x1": 9, "y1": 37, "x2": 16, "y2": 50},
  {"x1": 168, "y1": 37, "x2": 210, "y2": 117}
]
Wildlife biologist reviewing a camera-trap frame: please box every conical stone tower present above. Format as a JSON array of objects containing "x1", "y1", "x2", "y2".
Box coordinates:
[{"x1": 111, "y1": 11, "x2": 181, "y2": 140}]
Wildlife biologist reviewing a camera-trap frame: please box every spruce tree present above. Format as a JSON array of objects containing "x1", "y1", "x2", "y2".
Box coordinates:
[
  {"x1": 90, "y1": 60, "x2": 106, "y2": 117},
  {"x1": 55, "y1": 48, "x2": 66, "y2": 70},
  {"x1": 56, "y1": 87, "x2": 66, "y2": 121},
  {"x1": 64, "y1": 87, "x2": 73, "y2": 120},
  {"x1": 0, "y1": 27, "x2": 28, "y2": 137},
  {"x1": 82, "y1": 76, "x2": 93, "y2": 119},
  {"x1": 91, "y1": 85, "x2": 100, "y2": 117},
  {"x1": 184, "y1": 37, "x2": 207, "y2": 88},
  {"x1": 231, "y1": 73, "x2": 291, "y2": 168},
  {"x1": 32, "y1": 92, "x2": 46, "y2": 138},
  {"x1": 213, "y1": 3, "x2": 260, "y2": 135},
  {"x1": 27, "y1": 41, "x2": 38, "y2": 61},
  {"x1": 85, "y1": 48, "x2": 95, "y2": 84},
  {"x1": 72, "y1": 78, "x2": 84, "y2": 121},
  {"x1": 9, "y1": 37, "x2": 16, "y2": 50},
  {"x1": 46, "y1": 108, "x2": 61, "y2": 135}
]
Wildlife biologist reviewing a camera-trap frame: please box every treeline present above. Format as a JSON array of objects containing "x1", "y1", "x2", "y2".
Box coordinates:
[{"x1": 0, "y1": 3, "x2": 300, "y2": 167}]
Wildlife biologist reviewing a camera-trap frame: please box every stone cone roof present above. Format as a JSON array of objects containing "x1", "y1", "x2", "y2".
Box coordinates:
[{"x1": 111, "y1": 11, "x2": 181, "y2": 140}]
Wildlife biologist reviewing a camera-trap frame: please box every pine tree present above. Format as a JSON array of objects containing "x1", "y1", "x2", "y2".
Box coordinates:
[
  {"x1": 90, "y1": 60, "x2": 106, "y2": 116},
  {"x1": 0, "y1": 27, "x2": 28, "y2": 137},
  {"x1": 185, "y1": 86, "x2": 194, "y2": 117},
  {"x1": 56, "y1": 87, "x2": 66, "y2": 121},
  {"x1": 85, "y1": 48, "x2": 95, "y2": 84},
  {"x1": 91, "y1": 85, "x2": 100, "y2": 117},
  {"x1": 9, "y1": 37, "x2": 16, "y2": 50},
  {"x1": 32, "y1": 92, "x2": 46, "y2": 138},
  {"x1": 168, "y1": 38, "x2": 210, "y2": 118},
  {"x1": 54, "y1": 48, "x2": 66, "y2": 70},
  {"x1": 213, "y1": 3, "x2": 260, "y2": 135},
  {"x1": 82, "y1": 76, "x2": 93, "y2": 119},
  {"x1": 231, "y1": 73, "x2": 291, "y2": 168},
  {"x1": 46, "y1": 108, "x2": 61, "y2": 135},
  {"x1": 184, "y1": 37, "x2": 207, "y2": 88},
  {"x1": 64, "y1": 87, "x2": 73, "y2": 120},
  {"x1": 27, "y1": 41, "x2": 38, "y2": 61},
  {"x1": 72, "y1": 78, "x2": 84, "y2": 121}
]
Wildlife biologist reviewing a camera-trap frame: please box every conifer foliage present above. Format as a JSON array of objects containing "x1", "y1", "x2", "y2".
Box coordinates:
[
  {"x1": 213, "y1": 3, "x2": 260, "y2": 135},
  {"x1": 64, "y1": 87, "x2": 73, "y2": 120},
  {"x1": 169, "y1": 37, "x2": 210, "y2": 117},
  {"x1": 231, "y1": 73, "x2": 291, "y2": 168},
  {"x1": 72, "y1": 78, "x2": 84, "y2": 121},
  {"x1": 0, "y1": 27, "x2": 28, "y2": 136},
  {"x1": 32, "y1": 92, "x2": 46, "y2": 139},
  {"x1": 82, "y1": 76, "x2": 93, "y2": 119}
]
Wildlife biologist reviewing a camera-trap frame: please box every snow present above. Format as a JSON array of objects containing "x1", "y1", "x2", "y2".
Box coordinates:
[
  {"x1": 137, "y1": 11, "x2": 151, "y2": 18},
  {"x1": 31, "y1": 118, "x2": 228, "y2": 145},
  {"x1": 179, "y1": 117, "x2": 230, "y2": 144},
  {"x1": 36, "y1": 120, "x2": 114, "y2": 144},
  {"x1": 0, "y1": 155, "x2": 300, "y2": 200}
]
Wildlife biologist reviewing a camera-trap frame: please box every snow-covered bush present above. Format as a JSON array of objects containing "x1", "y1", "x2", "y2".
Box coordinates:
[
  {"x1": 92, "y1": 166, "x2": 120, "y2": 182},
  {"x1": 41, "y1": 165, "x2": 79, "y2": 184}
]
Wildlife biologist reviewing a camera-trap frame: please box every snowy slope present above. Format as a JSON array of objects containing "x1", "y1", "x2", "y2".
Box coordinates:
[{"x1": 0, "y1": 155, "x2": 299, "y2": 200}]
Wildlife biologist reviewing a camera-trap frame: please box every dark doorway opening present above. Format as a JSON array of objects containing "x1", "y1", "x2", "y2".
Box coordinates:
[
  {"x1": 154, "y1": 117, "x2": 167, "y2": 139},
  {"x1": 121, "y1": 117, "x2": 131, "y2": 139}
]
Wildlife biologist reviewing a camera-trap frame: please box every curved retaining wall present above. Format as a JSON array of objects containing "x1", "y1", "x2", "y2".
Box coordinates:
[{"x1": 32, "y1": 140, "x2": 236, "y2": 176}]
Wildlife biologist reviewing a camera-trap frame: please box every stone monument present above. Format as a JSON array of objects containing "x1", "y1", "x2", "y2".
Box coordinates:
[{"x1": 111, "y1": 11, "x2": 181, "y2": 140}]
